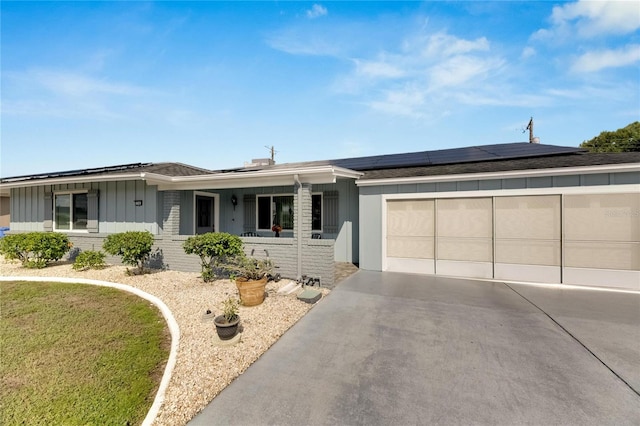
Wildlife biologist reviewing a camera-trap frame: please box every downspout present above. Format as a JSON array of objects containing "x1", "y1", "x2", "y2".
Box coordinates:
[{"x1": 294, "y1": 174, "x2": 302, "y2": 280}]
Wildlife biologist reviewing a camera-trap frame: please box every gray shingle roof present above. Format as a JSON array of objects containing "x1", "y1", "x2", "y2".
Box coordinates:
[{"x1": 359, "y1": 152, "x2": 640, "y2": 180}]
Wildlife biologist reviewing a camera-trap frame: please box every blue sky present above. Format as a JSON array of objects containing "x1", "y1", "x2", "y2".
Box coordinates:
[{"x1": 1, "y1": 1, "x2": 639, "y2": 177}]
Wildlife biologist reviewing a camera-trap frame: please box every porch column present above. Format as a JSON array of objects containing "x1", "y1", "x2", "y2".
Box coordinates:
[
  {"x1": 163, "y1": 190, "x2": 181, "y2": 236},
  {"x1": 294, "y1": 182, "x2": 312, "y2": 278}
]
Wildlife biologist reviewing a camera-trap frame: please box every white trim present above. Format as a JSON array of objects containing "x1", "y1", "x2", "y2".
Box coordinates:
[
  {"x1": 193, "y1": 192, "x2": 219, "y2": 235},
  {"x1": 1, "y1": 166, "x2": 362, "y2": 192},
  {"x1": 357, "y1": 163, "x2": 640, "y2": 187},
  {"x1": 563, "y1": 267, "x2": 640, "y2": 291},
  {"x1": 0, "y1": 276, "x2": 181, "y2": 426},
  {"x1": 148, "y1": 166, "x2": 363, "y2": 191}
]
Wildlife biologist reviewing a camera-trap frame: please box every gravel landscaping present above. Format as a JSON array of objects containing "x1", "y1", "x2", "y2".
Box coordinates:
[{"x1": 0, "y1": 258, "x2": 330, "y2": 426}]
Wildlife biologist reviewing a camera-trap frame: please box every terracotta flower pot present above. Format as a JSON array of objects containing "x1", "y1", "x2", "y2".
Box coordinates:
[{"x1": 235, "y1": 276, "x2": 268, "y2": 306}]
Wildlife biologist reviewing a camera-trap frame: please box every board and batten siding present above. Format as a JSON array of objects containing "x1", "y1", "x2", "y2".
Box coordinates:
[{"x1": 10, "y1": 180, "x2": 159, "y2": 234}]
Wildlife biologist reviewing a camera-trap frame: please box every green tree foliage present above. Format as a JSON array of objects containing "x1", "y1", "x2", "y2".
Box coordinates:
[
  {"x1": 0, "y1": 232, "x2": 71, "y2": 268},
  {"x1": 183, "y1": 232, "x2": 244, "y2": 282},
  {"x1": 580, "y1": 121, "x2": 640, "y2": 152},
  {"x1": 103, "y1": 231, "x2": 154, "y2": 275}
]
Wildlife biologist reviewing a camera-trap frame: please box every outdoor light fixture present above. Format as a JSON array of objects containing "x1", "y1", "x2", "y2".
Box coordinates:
[
  {"x1": 231, "y1": 194, "x2": 238, "y2": 210},
  {"x1": 134, "y1": 200, "x2": 143, "y2": 207}
]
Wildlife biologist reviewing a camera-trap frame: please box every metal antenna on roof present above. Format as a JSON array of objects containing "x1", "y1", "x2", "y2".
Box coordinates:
[
  {"x1": 265, "y1": 145, "x2": 277, "y2": 162},
  {"x1": 524, "y1": 117, "x2": 539, "y2": 143}
]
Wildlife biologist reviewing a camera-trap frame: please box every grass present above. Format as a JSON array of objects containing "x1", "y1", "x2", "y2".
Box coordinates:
[{"x1": 0, "y1": 281, "x2": 170, "y2": 426}]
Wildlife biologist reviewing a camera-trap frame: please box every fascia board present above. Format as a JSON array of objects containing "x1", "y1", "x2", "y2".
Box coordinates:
[
  {"x1": 356, "y1": 163, "x2": 640, "y2": 187},
  {"x1": 0, "y1": 173, "x2": 145, "y2": 190},
  {"x1": 149, "y1": 166, "x2": 362, "y2": 190}
]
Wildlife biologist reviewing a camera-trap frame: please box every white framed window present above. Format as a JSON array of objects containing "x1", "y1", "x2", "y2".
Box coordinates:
[
  {"x1": 257, "y1": 195, "x2": 294, "y2": 231},
  {"x1": 54, "y1": 192, "x2": 88, "y2": 231},
  {"x1": 312, "y1": 193, "x2": 322, "y2": 232}
]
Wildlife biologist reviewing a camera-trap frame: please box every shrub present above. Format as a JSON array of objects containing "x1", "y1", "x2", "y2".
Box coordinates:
[
  {"x1": 0, "y1": 232, "x2": 71, "y2": 268},
  {"x1": 103, "y1": 231, "x2": 154, "y2": 275},
  {"x1": 72, "y1": 250, "x2": 107, "y2": 271},
  {"x1": 183, "y1": 232, "x2": 244, "y2": 282}
]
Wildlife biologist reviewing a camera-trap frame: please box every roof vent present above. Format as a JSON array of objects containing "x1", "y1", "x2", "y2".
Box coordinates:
[{"x1": 243, "y1": 158, "x2": 274, "y2": 168}]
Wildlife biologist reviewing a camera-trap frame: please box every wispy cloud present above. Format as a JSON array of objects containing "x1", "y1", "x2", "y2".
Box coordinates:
[
  {"x1": 306, "y1": 4, "x2": 328, "y2": 20},
  {"x1": 570, "y1": 44, "x2": 640, "y2": 73},
  {"x1": 533, "y1": 0, "x2": 640, "y2": 40}
]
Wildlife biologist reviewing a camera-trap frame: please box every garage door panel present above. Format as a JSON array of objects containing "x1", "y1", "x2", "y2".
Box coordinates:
[
  {"x1": 436, "y1": 198, "x2": 492, "y2": 238},
  {"x1": 495, "y1": 240, "x2": 561, "y2": 266},
  {"x1": 387, "y1": 199, "x2": 434, "y2": 237},
  {"x1": 387, "y1": 236, "x2": 435, "y2": 259},
  {"x1": 495, "y1": 196, "x2": 560, "y2": 240},
  {"x1": 564, "y1": 193, "x2": 640, "y2": 242},
  {"x1": 437, "y1": 237, "x2": 493, "y2": 262},
  {"x1": 565, "y1": 242, "x2": 640, "y2": 270}
]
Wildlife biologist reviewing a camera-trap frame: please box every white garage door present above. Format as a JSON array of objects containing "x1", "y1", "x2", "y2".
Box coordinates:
[
  {"x1": 386, "y1": 199, "x2": 435, "y2": 274},
  {"x1": 494, "y1": 195, "x2": 561, "y2": 283}
]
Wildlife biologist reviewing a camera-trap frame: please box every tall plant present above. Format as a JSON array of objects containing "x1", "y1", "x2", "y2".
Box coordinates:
[{"x1": 183, "y1": 232, "x2": 244, "y2": 282}]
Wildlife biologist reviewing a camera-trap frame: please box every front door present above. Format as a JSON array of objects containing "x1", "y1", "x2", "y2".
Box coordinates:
[{"x1": 196, "y1": 195, "x2": 215, "y2": 234}]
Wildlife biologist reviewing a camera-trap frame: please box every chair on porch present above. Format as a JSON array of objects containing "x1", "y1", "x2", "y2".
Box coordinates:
[{"x1": 241, "y1": 232, "x2": 260, "y2": 237}]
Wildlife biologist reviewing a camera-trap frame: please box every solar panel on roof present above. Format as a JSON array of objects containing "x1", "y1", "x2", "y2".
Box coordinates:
[{"x1": 325, "y1": 143, "x2": 583, "y2": 171}]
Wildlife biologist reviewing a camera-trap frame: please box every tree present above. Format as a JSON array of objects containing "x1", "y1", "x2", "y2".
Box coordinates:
[{"x1": 580, "y1": 121, "x2": 640, "y2": 152}]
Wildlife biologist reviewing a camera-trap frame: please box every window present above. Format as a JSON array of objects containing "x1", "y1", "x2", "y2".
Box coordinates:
[
  {"x1": 312, "y1": 194, "x2": 322, "y2": 231},
  {"x1": 54, "y1": 192, "x2": 88, "y2": 231},
  {"x1": 257, "y1": 195, "x2": 294, "y2": 230}
]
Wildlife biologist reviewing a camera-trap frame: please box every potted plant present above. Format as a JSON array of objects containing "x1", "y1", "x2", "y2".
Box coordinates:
[
  {"x1": 227, "y1": 255, "x2": 274, "y2": 306},
  {"x1": 214, "y1": 297, "x2": 240, "y2": 340},
  {"x1": 271, "y1": 224, "x2": 282, "y2": 237}
]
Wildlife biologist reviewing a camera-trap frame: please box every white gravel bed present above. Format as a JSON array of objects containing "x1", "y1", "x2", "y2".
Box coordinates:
[{"x1": 0, "y1": 259, "x2": 330, "y2": 425}]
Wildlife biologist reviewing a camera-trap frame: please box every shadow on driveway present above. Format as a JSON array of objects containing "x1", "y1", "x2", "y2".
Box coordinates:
[{"x1": 190, "y1": 271, "x2": 640, "y2": 425}]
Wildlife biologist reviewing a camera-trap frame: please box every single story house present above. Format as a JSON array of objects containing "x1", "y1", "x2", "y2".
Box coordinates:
[{"x1": 1, "y1": 142, "x2": 639, "y2": 290}]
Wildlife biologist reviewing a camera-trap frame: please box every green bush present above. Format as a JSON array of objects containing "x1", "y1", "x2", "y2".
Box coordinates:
[
  {"x1": 102, "y1": 231, "x2": 154, "y2": 275},
  {"x1": 0, "y1": 232, "x2": 71, "y2": 268},
  {"x1": 183, "y1": 232, "x2": 244, "y2": 282},
  {"x1": 72, "y1": 250, "x2": 107, "y2": 271}
]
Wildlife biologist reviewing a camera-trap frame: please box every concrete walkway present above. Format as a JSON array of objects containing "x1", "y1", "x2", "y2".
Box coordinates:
[{"x1": 190, "y1": 271, "x2": 640, "y2": 425}]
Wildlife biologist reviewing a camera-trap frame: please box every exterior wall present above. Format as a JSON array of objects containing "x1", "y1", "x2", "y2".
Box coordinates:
[
  {"x1": 10, "y1": 180, "x2": 159, "y2": 234},
  {"x1": 0, "y1": 196, "x2": 10, "y2": 228},
  {"x1": 360, "y1": 172, "x2": 640, "y2": 290}
]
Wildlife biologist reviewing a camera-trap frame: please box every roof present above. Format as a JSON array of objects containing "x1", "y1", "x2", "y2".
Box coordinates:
[
  {"x1": 0, "y1": 162, "x2": 213, "y2": 184},
  {"x1": 229, "y1": 142, "x2": 585, "y2": 172},
  {"x1": 2, "y1": 143, "x2": 637, "y2": 192},
  {"x1": 358, "y1": 151, "x2": 640, "y2": 183}
]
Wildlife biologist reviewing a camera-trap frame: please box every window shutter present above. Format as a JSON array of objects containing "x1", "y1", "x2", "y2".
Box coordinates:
[
  {"x1": 323, "y1": 190, "x2": 339, "y2": 234},
  {"x1": 243, "y1": 194, "x2": 256, "y2": 232},
  {"x1": 43, "y1": 192, "x2": 53, "y2": 231},
  {"x1": 87, "y1": 189, "x2": 99, "y2": 233}
]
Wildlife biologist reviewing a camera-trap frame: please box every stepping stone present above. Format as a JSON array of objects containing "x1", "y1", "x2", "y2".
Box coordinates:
[
  {"x1": 297, "y1": 288, "x2": 322, "y2": 304},
  {"x1": 213, "y1": 332, "x2": 242, "y2": 347}
]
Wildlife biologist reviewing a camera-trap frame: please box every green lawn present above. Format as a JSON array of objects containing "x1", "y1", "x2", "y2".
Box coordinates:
[{"x1": 0, "y1": 281, "x2": 170, "y2": 426}]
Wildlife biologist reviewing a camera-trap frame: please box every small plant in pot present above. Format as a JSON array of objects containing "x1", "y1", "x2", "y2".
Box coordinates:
[
  {"x1": 226, "y1": 255, "x2": 274, "y2": 307},
  {"x1": 214, "y1": 297, "x2": 240, "y2": 340}
]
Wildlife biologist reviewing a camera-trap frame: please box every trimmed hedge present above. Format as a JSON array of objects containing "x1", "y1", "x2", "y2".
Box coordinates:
[
  {"x1": 103, "y1": 231, "x2": 154, "y2": 275},
  {"x1": 183, "y1": 232, "x2": 244, "y2": 282},
  {"x1": 0, "y1": 232, "x2": 71, "y2": 268}
]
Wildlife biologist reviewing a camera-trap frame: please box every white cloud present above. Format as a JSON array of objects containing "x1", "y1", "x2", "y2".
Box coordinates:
[
  {"x1": 26, "y1": 69, "x2": 146, "y2": 98},
  {"x1": 570, "y1": 44, "x2": 640, "y2": 72},
  {"x1": 521, "y1": 46, "x2": 536, "y2": 59},
  {"x1": 536, "y1": 0, "x2": 640, "y2": 39},
  {"x1": 429, "y1": 56, "x2": 504, "y2": 90},
  {"x1": 353, "y1": 58, "x2": 405, "y2": 79},
  {"x1": 307, "y1": 4, "x2": 328, "y2": 19}
]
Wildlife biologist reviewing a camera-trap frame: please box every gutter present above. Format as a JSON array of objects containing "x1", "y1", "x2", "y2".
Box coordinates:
[{"x1": 294, "y1": 174, "x2": 303, "y2": 280}]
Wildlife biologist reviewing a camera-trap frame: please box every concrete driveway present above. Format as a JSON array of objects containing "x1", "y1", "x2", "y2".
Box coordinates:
[{"x1": 190, "y1": 271, "x2": 640, "y2": 425}]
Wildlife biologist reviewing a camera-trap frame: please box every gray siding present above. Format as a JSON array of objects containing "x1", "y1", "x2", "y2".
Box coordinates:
[
  {"x1": 358, "y1": 188, "x2": 383, "y2": 271},
  {"x1": 10, "y1": 180, "x2": 159, "y2": 233}
]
